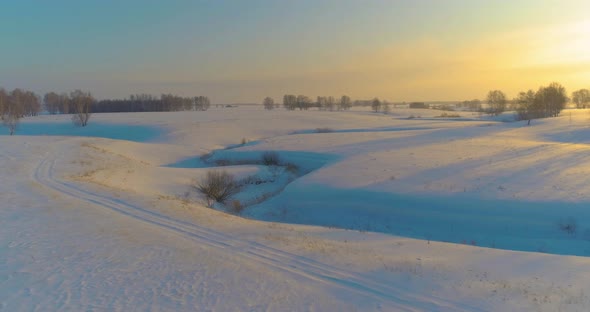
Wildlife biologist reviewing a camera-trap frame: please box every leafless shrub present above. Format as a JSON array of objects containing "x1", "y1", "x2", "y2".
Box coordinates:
[
  {"x1": 558, "y1": 217, "x2": 577, "y2": 235},
  {"x1": 2, "y1": 113, "x2": 19, "y2": 135},
  {"x1": 70, "y1": 90, "x2": 93, "y2": 127},
  {"x1": 261, "y1": 151, "x2": 280, "y2": 166},
  {"x1": 195, "y1": 170, "x2": 242, "y2": 205},
  {"x1": 71, "y1": 114, "x2": 87, "y2": 127},
  {"x1": 285, "y1": 163, "x2": 299, "y2": 174},
  {"x1": 229, "y1": 200, "x2": 244, "y2": 214}
]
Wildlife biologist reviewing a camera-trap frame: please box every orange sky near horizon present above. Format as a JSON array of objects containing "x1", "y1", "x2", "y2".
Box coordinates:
[
  {"x1": 2, "y1": 1, "x2": 590, "y2": 103},
  {"x1": 276, "y1": 19, "x2": 590, "y2": 102}
]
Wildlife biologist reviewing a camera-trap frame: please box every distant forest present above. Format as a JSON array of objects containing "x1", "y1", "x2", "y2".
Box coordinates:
[
  {"x1": 0, "y1": 88, "x2": 211, "y2": 118},
  {"x1": 1, "y1": 82, "x2": 587, "y2": 121},
  {"x1": 45, "y1": 93, "x2": 211, "y2": 114}
]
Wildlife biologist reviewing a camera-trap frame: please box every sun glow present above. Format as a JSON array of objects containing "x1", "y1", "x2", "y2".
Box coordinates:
[{"x1": 525, "y1": 19, "x2": 590, "y2": 66}]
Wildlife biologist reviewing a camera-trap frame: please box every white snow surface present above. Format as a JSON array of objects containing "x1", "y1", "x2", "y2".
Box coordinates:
[{"x1": 2, "y1": 107, "x2": 590, "y2": 311}]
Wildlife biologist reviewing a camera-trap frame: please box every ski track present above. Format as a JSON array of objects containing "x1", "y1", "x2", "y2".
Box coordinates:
[{"x1": 33, "y1": 151, "x2": 480, "y2": 312}]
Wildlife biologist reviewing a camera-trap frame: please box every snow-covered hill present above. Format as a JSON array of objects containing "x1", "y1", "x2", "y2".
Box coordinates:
[{"x1": 2, "y1": 106, "x2": 590, "y2": 311}]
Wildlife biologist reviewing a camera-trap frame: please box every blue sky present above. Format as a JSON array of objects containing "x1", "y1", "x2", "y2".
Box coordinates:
[{"x1": 1, "y1": 0, "x2": 589, "y2": 103}]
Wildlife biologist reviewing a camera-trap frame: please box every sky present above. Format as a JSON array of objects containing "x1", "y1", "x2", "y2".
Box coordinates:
[{"x1": 1, "y1": 0, "x2": 590, "y2": 103}]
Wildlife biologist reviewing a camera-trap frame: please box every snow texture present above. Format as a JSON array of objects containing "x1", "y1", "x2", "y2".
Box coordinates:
[{"x1": 2, "y1": 107, "x2": 590, "y2": 311}]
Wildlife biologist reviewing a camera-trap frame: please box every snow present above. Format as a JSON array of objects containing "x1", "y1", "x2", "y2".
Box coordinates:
[
  {"x1": 0, "y1": 118, "x2": 162, "y2": 142},
  {"x1": 2, "y1": 107, "x2": 590, "y2": 311}
]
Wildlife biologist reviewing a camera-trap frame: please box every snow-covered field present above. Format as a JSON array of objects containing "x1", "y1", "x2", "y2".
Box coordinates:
[{"x1": 2, "y1": 106, "x2": 590, "y2": 311}]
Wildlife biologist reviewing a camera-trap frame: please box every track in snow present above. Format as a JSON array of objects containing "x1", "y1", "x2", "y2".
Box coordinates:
[{"x1": 33, "y1": 152, "x2": 479, "y2": 312}]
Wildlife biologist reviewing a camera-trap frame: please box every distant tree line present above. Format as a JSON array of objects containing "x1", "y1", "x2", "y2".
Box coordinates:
[
  {"x1": 282, "y1": 95, "x2": 313, "y2": 111},
  {"x1": 1, "y1": 87, "x2": 95, "y2": 134},
  {"x1": 0, "y1": 88, "x2": 42, "y2": 117},
  {"x1": 93, "y1": 94, "x2": 210, "y2": 113},
  {"x1": 3, "y1": 85, "x2": 213, "y2": 134},
  {"x1": 45, "y1": 93, "x2": 211, "y2": 114},
  {"x1": 263, "y1": 95, "x2": 353, "y2": 111},
  {"x1": 456, "y1": 99, "x2": 482, "y2": 111},
  {"x1": 472, "y1": 82, "x2": 572, "y2": 123},
  {"x1": 263, "y1": 82, "x2": 579, "y2": 124},
  {"x1": 409, "y1": 102, "x2": 429, "y2": 109}
]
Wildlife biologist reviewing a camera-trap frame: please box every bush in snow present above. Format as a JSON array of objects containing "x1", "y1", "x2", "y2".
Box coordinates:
[
  {"x1": 263, "y1": 97, "x2": 275, "y2": 110},
  {"x1": 371, "y1": 98, "x2": 381, "y2": 113},
  {"x1": 285, "y1": 163, "x2": 299, "y2": 174},
  {"x1": 229, "y1": 200, "x2": 244, "y2": 214},
  {"x1": 70, "y1": 90, "x2": 93, "y2": 127},
  {"x1": 261, "y1": 151, "x2": 280, "y2": 166},
  {"x1": 558, "y1": 217, "x2": 577, "y2": 235},
  {"x1": 195, "y1": 170, "x2": 241, "y2": 205}
]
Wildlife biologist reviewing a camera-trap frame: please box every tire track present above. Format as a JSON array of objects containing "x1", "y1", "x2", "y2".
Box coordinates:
[{"x1": 34, "y1": 153, "x2": 479, "y2": 312}]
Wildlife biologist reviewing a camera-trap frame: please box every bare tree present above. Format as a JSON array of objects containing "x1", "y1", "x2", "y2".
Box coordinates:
[
  {"x1": 316, "y1": 96, "x2": 326, "y2": 111},
  {"x1": 296, "y1": 95, "x2": 312, "y2": 110},
  {"x1": 535, "y1": 82, "x2": 567, "y2": 117},
  {"x1": 70, "y1": 90, "x2": 93, "y2": 127},
  {"x1": 486, "y1": 90, "x2": 507, "y2": 116},
  {"x1": 2, "y1": 89, "x2": 25, "y2": 135},
  {"x1": 9, "y1": 89, "x2": 25, "y2": 118},
  {"x1": 44, "y1": 92, "x2": 60, "y2": 114},
  {"x1": 326, "y1": 96, "x2": 335, "y2": 111},
  {"x1": 2, "y1": 113, "x2": 19, "y2": 135},
  {"x1": 182, "y1": 97, "x2": 194, "y2": 111},
  {"x1": 194, "y1": 96, "x2": 210, "y2": 111},
  {"x1": 161, "y1": 94, "x2": 179, "y2": 111},
  {"x1": 283, "y1": 94, "x2": 297, "y2": 110},
  {"x1": 339, "y1": 95, "x2": 352, "y2": 110},
  {"x1": 0, "y1": 89, "x2": 7, "y2": 117},
  {"x1": 515, "y1": 83, "x2": 568, "y2": 122},
  {"x1": 22, "y1": 91, "x2": 41, "y2": 116},
  {"x1": 514, "y1": 90, "x2": 536, "y2": 123},
  {"x1": 59, "y1": 93, "x2": 71, "y2": 114},
  {"x1": 371, "y1": 98, "x2": 381, "y2": 113},
  {"x1": 572, "y1": 89, "x2": 590, "y2": 109},
  {"x1": 263, "y1": 97, "x2": 275, "y2": 110}
]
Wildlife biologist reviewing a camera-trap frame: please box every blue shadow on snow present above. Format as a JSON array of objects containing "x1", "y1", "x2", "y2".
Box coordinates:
[
  {"x1": 248, "y1": 184, "x2": 590, "y2": 257},
  {"x1": 0, "y1": 121, "x2": 163, "y2": 142}
]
